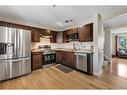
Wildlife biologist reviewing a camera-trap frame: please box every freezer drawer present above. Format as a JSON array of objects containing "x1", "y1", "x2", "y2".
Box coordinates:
[
  {"x1": 0, "y1": 58, "x2": 31, "y2": 80},
  {"x1": 22, "y1": 58, "x2": 31, "y2": 75},
  {"x1": 5, "y1": 59, "x2": 22, "y2": 79},
  {"x1": 0, "y1": 61, "x2": 6, "y2": 81}
]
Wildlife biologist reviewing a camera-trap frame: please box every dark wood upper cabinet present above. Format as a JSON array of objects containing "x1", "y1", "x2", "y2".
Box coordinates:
[
  {"x1": 0, "y1": 21, "x2": 10, "y2": 27},
  {"x1": 62, "y1": 30, "x2": 69, "y2": 43},
  {"x1": 78, "y1": 23, "x2": 93, "y2": 42},
  {"x1": 67, "y1": 28, "x2": 78, "y2": 35},
  {"x1": 0, "y1": 21, "x2": 31, "y2": 30},
  {"x1": 31, "y1": 28, "x2": 40, "y2": 42},
  {"x1": 50, "y1": 31, "x2": 57, "y2": 43}
]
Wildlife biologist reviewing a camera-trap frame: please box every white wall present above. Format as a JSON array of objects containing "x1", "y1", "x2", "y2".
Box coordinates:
[
  {"x1": 111, "y1": 34, "x2": 116, "y2": 56},
  {"x1": 104, "y1": 28, "x2": 112, "y2": 63},
  {"x1": 92, "y1": 13, "x2": 104, "y2": 76}
]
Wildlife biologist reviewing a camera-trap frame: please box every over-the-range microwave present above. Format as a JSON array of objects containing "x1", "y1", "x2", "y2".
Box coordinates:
[{"x1": 67, "y1": 33, "x2": 79, "y2": 41}]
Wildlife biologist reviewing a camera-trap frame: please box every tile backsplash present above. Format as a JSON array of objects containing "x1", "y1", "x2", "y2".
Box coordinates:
[{"x1": 32, "y1": 37, "x2": 93, "y2": 50}]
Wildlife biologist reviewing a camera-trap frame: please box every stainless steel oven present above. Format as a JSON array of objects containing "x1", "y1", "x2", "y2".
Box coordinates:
[{"x1": 43, "y1": 53, "x2": 56, "y2": 65}]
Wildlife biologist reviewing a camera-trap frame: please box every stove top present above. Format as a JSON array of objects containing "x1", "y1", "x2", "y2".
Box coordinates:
[
  {"x1": 38, "y1": 45, "x2": 55, "y2": 55},
  {"x1": 42, "y1": 50, "x2": 55, "y2": 55}
]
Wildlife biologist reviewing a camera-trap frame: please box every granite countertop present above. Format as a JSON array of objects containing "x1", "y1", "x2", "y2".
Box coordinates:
[
  {"x1": 54, "y1": 48, "x2": 94, "y2": 54},
  {"x1": 31, "y1": 49, "x2": 44, "y2": 53},
  {"x1": 32, "y1": 48, "x2": 94, "y2": 54}
]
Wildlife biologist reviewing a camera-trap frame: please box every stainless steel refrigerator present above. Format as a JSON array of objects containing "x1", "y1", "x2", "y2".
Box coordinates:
[{"x1": 0, "y1": 26, "x2": 31, "y2": 81}]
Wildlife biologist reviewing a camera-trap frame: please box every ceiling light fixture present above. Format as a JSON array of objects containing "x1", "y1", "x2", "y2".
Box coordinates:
[
  {"x1": 52, "y1": 5, "x2": 56, "y2": 8},
  {"x1": 64, "y1": 19, "x2": 73, "y2": 24},
  {"x1": 57, "y1": 19, "x2": 74, "y2": 27}
]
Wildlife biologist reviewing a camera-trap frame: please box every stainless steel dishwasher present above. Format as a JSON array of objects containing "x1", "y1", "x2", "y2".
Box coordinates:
[{"x1": 75, "y1": 53, "x2": 87, "y2": 72}]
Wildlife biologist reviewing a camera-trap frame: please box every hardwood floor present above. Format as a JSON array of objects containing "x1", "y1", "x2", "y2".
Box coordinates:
[
  {"x1": 0, "y1": 58, "x2": 127, "y2": 89},
  {"x1": 111, "y1": 57, "x2": 127, "y2": 78}
]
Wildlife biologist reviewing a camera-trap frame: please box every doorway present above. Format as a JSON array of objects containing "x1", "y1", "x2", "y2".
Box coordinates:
[
  {"x1": 104, "y1": 27, "x2": 127, "y2": 78},
  {"x1": 111, "y1": 28, "x2": 127, "y2": 58}
]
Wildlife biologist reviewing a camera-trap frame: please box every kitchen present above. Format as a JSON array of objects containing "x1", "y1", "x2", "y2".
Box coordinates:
[
  {"x1": 0, "y1": 20, "x2": 93, "y2": 80},
  {"x1": 0, "y1": 6, "x2": 127, "y2": 89},
  {"x1": 31, "y1": 23, "x2": 93, "y2": 74}
]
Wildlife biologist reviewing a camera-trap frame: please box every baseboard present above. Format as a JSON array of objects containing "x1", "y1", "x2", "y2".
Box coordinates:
[
  {"x1": 104, "y1": 55, "x2": 111, "y2": 64},
  {"x1": 93, "y1": 70, "x2": 103, "y2": 76}
]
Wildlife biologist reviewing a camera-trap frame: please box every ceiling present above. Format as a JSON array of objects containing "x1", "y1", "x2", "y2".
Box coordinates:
[
  {"x1": 112, "y1": 27, "x2": 127, "y2": 34},
  {"x1": 103, "y1": 13, "x2": 127, "y2": 29},
  {"x1": 0, "y1": 6, "x2": 126, "y2": 31}
]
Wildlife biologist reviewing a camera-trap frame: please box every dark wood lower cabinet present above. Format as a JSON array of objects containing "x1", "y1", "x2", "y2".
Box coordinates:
[
  {"x1": 56, "y1": 51, "x2": 75, "y2": 68},
  {"x1": 56, "y1": 51, "x2": 63, "y2": 63},
  {"x1": 56, "y1": 50, "x2": 93, "y2": 74},
  {"x1": 87, "y1": 54, "x2": 93, "y2": 74},
  {"x1": 31, "y1": 52, "x2": 42, "y2": 70},
  {"x1": 62, "y1": 51, "x2": 75, "y2": 68}
]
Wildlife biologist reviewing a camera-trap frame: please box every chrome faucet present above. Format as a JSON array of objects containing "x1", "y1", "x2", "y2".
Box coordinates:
[
  {"x1": 73, "y1": 42, "x2": 76, "y2": 51},
  {"x1": 80, "y1": 42, "x2": 85, "y2": 50},
  {"x1": 90, "y1": 45, "x2": 94, "y2": 51}
]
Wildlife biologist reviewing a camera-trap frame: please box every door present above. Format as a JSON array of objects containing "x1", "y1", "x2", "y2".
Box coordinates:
[
  {"x1": 32, "y1": 52, "x2": 42, "y2": 70},
  {"x1": 5, "y1": 59, "x2": 22, "y2": 79},
  {"x1": 0, "y1": 26, "x2": 8, "y2": 43},
  {"x1": 75, "y1": 53, "x2": 87, "y2": 72},
  {"x1": 22, "y1": 58, "x2": 31, "y2": 75},
  {"x1": 56, "y1": 51, "x2": 63, "y2": 63},
  {"x1": 0, "y1": 61, "x2": 6, "y2": 81},
  {"x1": 62, "y1": 52, "x2": 75, "y2": 67},
  {"x1": 14, "y1": 29, "x2": 31, "y2": 58},
  {"x1": 78, "y1": 23, "x2": 93, "y2": 42},
  {"x1": 31, "y1": 28, "x2": 40, "y2": 42},
  {"x1": 50, "y1": 31, "x2": 57, "y2": 43},
  {"x1": 21, "y1": 29, "x2": 31, "y2": 58}
]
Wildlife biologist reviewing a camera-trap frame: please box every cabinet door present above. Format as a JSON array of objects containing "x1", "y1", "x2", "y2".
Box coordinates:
[
  {"x1": 32, "y1": 52, "x2": 42, "y2": 70},
  {"x1": 31, "y1": 28, "x2": 40, "y2": 42},
  {"x1": 62, "y1": 52, "x2": 75, "y2": 68},
  {"x1": 78, "y1": 23, "x2": 93, "y2": 42},
  {"x1": 63, "y1": 31, "x2": 69, "y2": 43},
  {"x1": 67, "y1": 28, "x2": 78, "y2": 34},
  {"x1": 0, "y1": 21, "x2": 10, "y2": 27},
  {"x1": 66, "y1": 29, "x2": 73, "y2": 35},
  {"x1": 73, "y1": 28, "x2": 78, "y2": 33},
  {"x1": 50, "y1": 31, "x2": 57, "y2": 43},
  {"x1": 56, "y1": 51, "x2": 63, "y2": 63},
  {"x1": 0, "y1": 61, "x2": 6, "y2": 81}
]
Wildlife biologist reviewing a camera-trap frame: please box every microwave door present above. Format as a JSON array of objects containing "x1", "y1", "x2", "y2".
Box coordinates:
[{"x1": 69, "y1": 34, "x2": 73, "y2": 41}]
